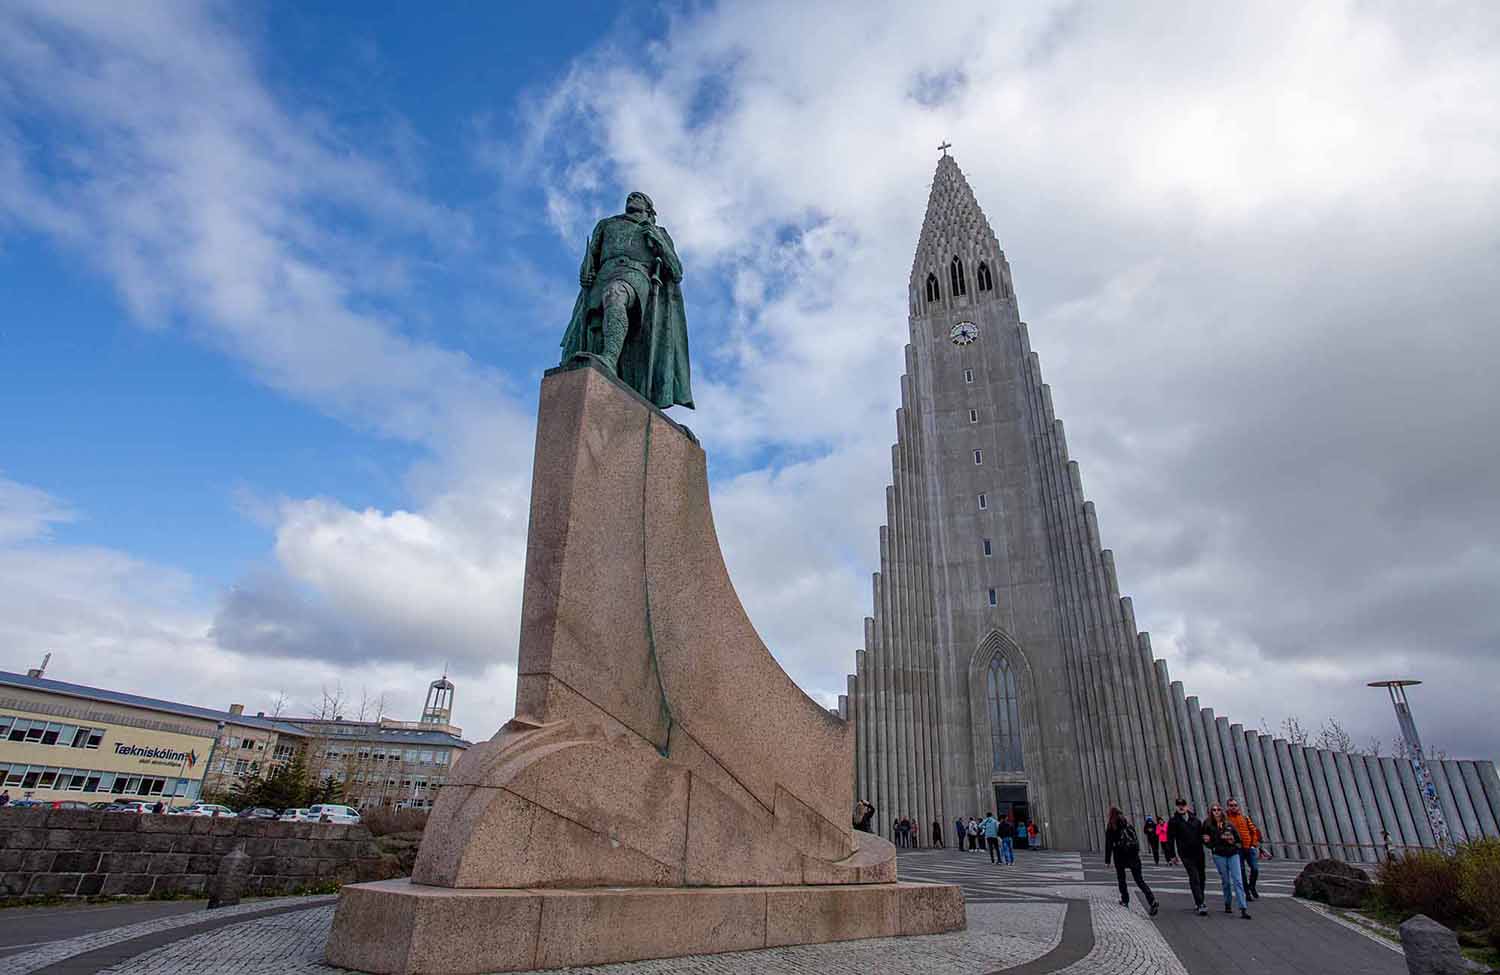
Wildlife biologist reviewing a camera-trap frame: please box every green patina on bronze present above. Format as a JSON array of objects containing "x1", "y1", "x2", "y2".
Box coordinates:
[{"x1": 559, "y1": 191, "x2": 694, "y2": 410}]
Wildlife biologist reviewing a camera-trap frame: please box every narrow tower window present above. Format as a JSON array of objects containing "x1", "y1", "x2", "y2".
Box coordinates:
[
  {"x1": 983, "y1": 538, "x2": 992, "y2": 556},
  {"x1": 964, "y1": 369, "x2": 974, "y2": 383},
  {"x1": 977, "y1": 261, "x2": 994, "y2": 292},
  {"x1": 988, "y1": 588, "x2": 998, "y2": 606},
  {"x1": 978, "y1": 493, "x2": 987, "y2": 510},
  {"x1": 974, "y1": 449, "x2": 983, "y2": 465},
  {"x1": 949, "y1": 256, "x2": 968, "y2": 297},
  {"x1": 925, "y1": 273, "x2": 941, "y2": 303},
  {"x1": 988, "y1": 655, "x2": 1023, "y2": 771},
  {"x1": 969, "y1": 409, "x2": 978, "y2": 423}
]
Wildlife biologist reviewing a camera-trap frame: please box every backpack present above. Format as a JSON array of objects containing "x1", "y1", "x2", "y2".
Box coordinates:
[{"x1": 1114, "y1": 821, "x2": 1140, "y2": 858}]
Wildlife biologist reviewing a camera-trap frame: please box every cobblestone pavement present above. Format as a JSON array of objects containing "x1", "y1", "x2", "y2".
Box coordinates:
[
  {"x1": 0, "y1": 896, "x2": 335, "y2": 975},
  {"x1": 0, "y1": 849, "x2": 1403, "y2": 974}
]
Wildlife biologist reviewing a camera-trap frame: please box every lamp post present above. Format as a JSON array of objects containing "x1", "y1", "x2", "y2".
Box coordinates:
[{"x1": 1368, "y1": 680, "x2": 1454, "y2": 855}]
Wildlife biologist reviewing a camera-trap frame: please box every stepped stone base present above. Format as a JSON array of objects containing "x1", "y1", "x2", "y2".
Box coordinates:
[{"x1": 324, "y1": 878, "x2": 965, "y2": 974}]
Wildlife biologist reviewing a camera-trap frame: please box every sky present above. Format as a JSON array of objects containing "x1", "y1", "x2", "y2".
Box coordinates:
[{"x1": 1, "y1": 1, "x2": 1497, "y2": 761}]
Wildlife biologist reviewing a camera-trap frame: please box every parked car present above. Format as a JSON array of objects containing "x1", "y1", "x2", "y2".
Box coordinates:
[
  {"x1": 279, "y1": 808, "x2": 313, "y2": 822},
  {"x1": 53, "y1": 800, "x2": 93, "y2": 810},
  {"x1": 88, "y1": 801, "x2": 116, "y2": 810},
  {"x1": 7, "y1": 798, "x2": 47, "y2": 808},
  {"x1": 104, "y1": 801, "x2": 152, "y2": 813},
  {"x1": 307, "y1": 803, "x2": 361, "y2": 824},
  {"x1": 241, "y1": 807, "x2": 279, "y2": 820},
  {"x1": 179, "y1": 802, "x2": 237, "y2": 818}
]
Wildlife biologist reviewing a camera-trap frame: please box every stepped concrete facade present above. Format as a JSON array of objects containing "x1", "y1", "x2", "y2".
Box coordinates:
[{"x1": 843, "y1": 155, "x2": 1500, "y2": 856}]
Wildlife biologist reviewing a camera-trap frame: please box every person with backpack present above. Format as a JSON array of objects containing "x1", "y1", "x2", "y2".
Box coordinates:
[
  {"x1": 1105, "y1": 806, "x2": 1159, "y2": 916},
  {"x1": 1168, "y1": 798, "x2": 1208, "y2": 915},
  {"x1": 1203, "y1": 802, "x2": 1251, "y2": 919},
  {"x1": 1225, "y1": 798, "x2": 1262, "y2": 900},
  {"x1": 1143, "y1": 814, "x2": 1161, "y2": 864},
  {"x1": 966, "y1": 816, "x2": 981, "y2": 851}
]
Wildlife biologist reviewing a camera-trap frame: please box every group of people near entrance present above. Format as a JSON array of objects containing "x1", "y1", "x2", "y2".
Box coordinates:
[
  {"x1": 1107, "y1": 796, "x2": 1264, "y2": 920},
  {"x1": 952, "y1": 813, "x2": 1039, "y2": 861}
]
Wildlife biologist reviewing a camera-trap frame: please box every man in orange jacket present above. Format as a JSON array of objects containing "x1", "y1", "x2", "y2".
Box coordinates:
[{"x1": 1225, "y1": 798, "x2": 1263, "y2": 900}]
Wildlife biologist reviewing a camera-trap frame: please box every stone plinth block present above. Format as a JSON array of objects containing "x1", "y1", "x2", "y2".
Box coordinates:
[
  {"x1": 324, "y1": 878, "x2": 965, "y2": 974},
  {"x1": 327, "y1": 358, "x2": 961, "y2": 970}
]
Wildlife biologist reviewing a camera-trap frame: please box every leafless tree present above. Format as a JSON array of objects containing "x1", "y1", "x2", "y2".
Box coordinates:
[
  {"x1": 1316, "y1": 717, "x2": 1355, "y2": 754},
  {"x1": 1280, "y1": 715, "x2": 1310, "y2": 746}
]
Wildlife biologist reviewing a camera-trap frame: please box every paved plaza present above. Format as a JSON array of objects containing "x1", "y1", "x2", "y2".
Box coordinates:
[{"x1": 0, "y1": 848, "x2": 1409, "y2": 974}]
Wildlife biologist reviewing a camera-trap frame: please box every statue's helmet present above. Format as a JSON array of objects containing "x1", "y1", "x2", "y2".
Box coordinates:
[{"x1": 625, "y1": 191, "x2": 655, "y2": 217}]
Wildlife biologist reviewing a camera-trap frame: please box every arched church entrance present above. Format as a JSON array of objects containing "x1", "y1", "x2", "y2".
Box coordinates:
[{"x1": 986, "y1": 652, "x2": 1031, "y2": 845}]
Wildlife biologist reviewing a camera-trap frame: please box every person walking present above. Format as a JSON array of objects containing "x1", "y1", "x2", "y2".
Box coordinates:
[
  {"x1": 1027, "y1": 820, "x2": 1039, "y2": 849},
  {"x1": 999, "y1": 816, "x2": 1016, "y2": 864},
  {"x1": 1204, "y1": 803, "x2": 1251, "y2": 919},
  {"x1": 1105, "y1": 806, "x2": 1159, "y2": 916},
  {"x1": 1157, "y1": 815, "x2": 1174, "y2": 864},
  {"x1": 931, "y1": 820, "x2": 944, "y2": 848},
  {"x1": 981, "y1": 811, "x2": 1001, "y2": 863},
  {"x1": 1143, "y1": 814, "x2": 1161, "y2": 864},
  {"x1": 1168, "y1": 798, "x2": 1208, "y2": 915},
  {"x1": 967, "y1": 816, "x2": 981, "y2": 852},
  {"x1": 954, "y1": 816, "x2": 966, "y2": 851},
  {"x1": 1225, "y1": 798, "x2": 1263, "y2": 900}
]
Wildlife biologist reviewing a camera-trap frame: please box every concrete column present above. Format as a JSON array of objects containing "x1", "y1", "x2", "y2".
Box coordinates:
[
  {"x1": 1276, "y1": 738, "x2": 1318, "y2": 859},
  {"x1": 849, "y1": 669, "x2": 862, "y2": 803},
  {"x1": 892, "y1": 414, "x2": 925, "y2": 835},
  {"x1": 1377, "y1": 756, "x2": 1419, "y2": 852},
  {"x1": 1175, "y1": 686, "x2": 1209, "y2": 816},
  {"x1": 1083, "y1": 508, "x2": 1147, "y2": 820},
  {"x1": 1242, "y1": 731, "x2": 1280, "y2": 856},
  {"x1": 1428, "y1": 758, "x2": 1470, "y2": 845},
  {"x1": 872, "y1": 569, "x2": 894, "y2": 837},
  {"x1": 1315, "y1": 749, "x2": 1357, "y2": 859},
  {"x1": 1368, "y1": 753, "x2": 1410, "y2": 852},
  {"x1": 1115, "y1": 594, "x2": 1168, "y2": 815},
  {"x1": 1395, "y1": 753, "x2": 1438, "y2": 848},
  {"x1": 1259, "y1": 735, "x2": 1300, "y2": 858},
  {"x1": 1293, "y1": 745, "x2": 1335, "y2": 859},
  {"x1": 1153, "y1": 661, "x2": 1190, "y2": 810},
  {"x1": 1186, "y1": 697, "x2": 1217, "y2": 811},
  {"x1": 879, "y1": 515, "x2": 908, "y2": 838},
  {"x1": 1461, "y1": 762, "x2": 1500, "y2": 837},
  {"x1": 1202, "y1": 709, "x2": 1230, "y2": 806},
  {"x1": 1475, "y1": 762, "x2": 1500, "y2": 830},
  {"x1": 1225, "y1": 722, "x2": 1254, "y2": 813},
  {"x1": 1442, "y1": 760, "x2": 1483, "y2": 842},
  {"x1": 1130, "y1": 627, "x2": 1174, "y2": 814},
  {"x1": 1333, "y1": 750, "x2": 1376, "y2": 863}
]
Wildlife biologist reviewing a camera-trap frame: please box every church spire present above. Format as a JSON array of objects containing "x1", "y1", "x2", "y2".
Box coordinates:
[{"x1": 911, "y1": 154, "x2": 1001, "y2": 289}]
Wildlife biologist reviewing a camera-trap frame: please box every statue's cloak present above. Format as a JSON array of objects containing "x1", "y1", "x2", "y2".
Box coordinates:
[{"x1": 560, "y1": 221, "x2": 694, "y2": 411}]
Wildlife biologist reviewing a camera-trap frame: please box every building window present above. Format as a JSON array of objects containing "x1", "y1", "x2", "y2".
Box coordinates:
[
  {"x1": 974, "y1": 449, "x2": 983, "y2": 465},
  {"x1": 969, "y1": 409, "x2": 978, "y2": 423},
  {"x1": 977, "y1": 261, "x2": 994, "y2": 292},
  {"x1": 964, "y1": 369, "x2": 974, "y2": 383},
  {"x1": 925, "y1": 273, "x2": 940, "y2": 302},
  {"x1": 949, "y1": 256, "x2": 968, "y2": 297},
  {"x1": 988, "y1": 588, "x2": 998, "y2": 606},
  {"x1": 983, "y1": 538, "x2": 992, "y2": 556},
  {"x1": 978, "y1": 493, "x2": 987, "y2": 510},
  {"x1": 987, "y1": 655, "x2": 1024, "y2": 772}
]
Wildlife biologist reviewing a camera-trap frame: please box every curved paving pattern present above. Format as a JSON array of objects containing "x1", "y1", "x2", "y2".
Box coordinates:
[{"x1": 0, "y1": 849, "x2": 1410, "y2": 974}]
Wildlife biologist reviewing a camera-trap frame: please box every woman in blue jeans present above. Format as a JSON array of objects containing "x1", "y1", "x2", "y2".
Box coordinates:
[{"x1": 1203, "y1": 804, "x2": 1251, "y2": 919}]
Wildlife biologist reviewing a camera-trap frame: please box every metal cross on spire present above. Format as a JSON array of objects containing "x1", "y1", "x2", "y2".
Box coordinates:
[{"x1": 938, "y1": 141, "x2": 953, "y2": 157}]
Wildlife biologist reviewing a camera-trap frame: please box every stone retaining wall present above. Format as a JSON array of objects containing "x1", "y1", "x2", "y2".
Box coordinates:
[{"x1": 0, "y1": 808, "x2": 399, "y2": 899}]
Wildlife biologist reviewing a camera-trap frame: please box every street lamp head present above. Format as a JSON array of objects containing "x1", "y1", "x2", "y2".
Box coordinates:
[{"x1": 1367, "y1": 679, "x2": 1423, "y2": 688}]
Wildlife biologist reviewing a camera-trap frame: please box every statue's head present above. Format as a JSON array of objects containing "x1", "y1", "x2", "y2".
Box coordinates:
[{"x1": 625, "y1": 191, "x2": 655, "y2": 222}]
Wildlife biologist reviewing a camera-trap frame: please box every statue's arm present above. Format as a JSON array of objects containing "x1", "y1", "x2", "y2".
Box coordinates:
[
  {"x1": 579, "y1": 222, "x2": 604, "y2": 287},
  {"x1": 652, "y1": 226, "x2": 684, "y2": 282}
]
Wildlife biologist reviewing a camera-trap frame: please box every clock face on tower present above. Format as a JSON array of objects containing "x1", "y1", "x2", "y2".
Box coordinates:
[{"x1": 950, "y1": 321, "x2": 978, "y2": 346}]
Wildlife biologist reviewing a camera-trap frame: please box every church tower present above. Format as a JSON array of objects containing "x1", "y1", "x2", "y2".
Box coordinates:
[{"x1": 846, "y1": 153, "x2": 1500, "y2": 855}]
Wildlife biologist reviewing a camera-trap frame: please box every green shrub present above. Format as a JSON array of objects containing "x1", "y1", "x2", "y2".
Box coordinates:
[
  {"x1": 1375, "y1": 850, "x2": 1465, "y2": 927},
  {"x1": 1457, "y1": 838, "x2": 1500, "y2": 947}
]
